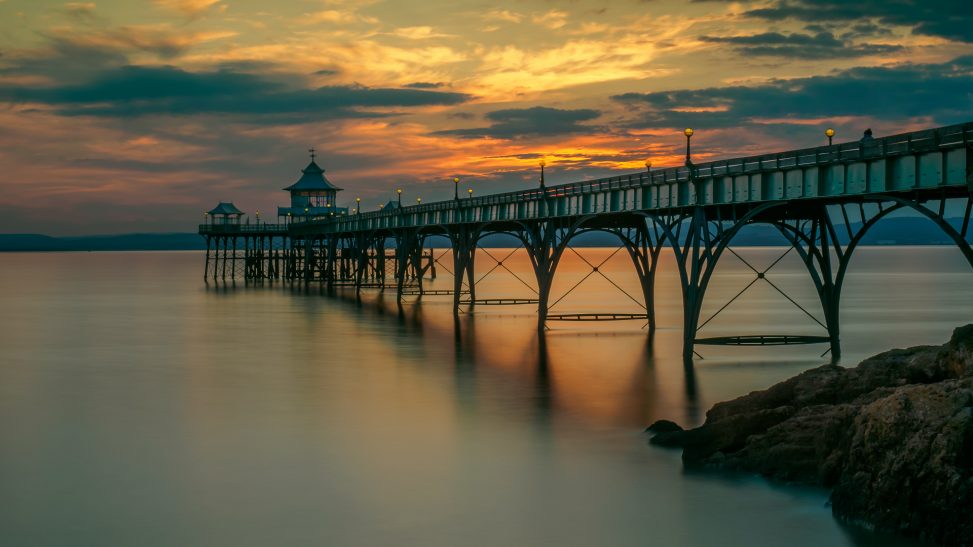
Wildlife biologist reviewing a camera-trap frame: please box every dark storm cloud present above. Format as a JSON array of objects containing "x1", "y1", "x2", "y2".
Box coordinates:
[
  {"x1": 0, "y1": 65, "x2": 471, "y2": 120},
  {"x1": 699, "y1": 31, "x2": 901, "y2": 59},
  {"x1": 434, "y1": 106, "x2": 602, "y2": 139},
  {"x1": 612, "y1": 56, "x2": 973, "y2": 129},
  {"x1": 722, "y1": 0, "x2": 973, "y2": 43}
]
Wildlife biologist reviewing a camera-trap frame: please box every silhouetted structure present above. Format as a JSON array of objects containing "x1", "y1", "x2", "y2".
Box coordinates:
[{"x1": 200, "y1": 122, "x2": 973, "y2": 363}]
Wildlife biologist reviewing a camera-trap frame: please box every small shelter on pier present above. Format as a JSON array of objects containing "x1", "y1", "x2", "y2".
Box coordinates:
[
  {"x1": 205, "y1": 202, "x2": 245, "y2": 225},
  {"x1": 278, "y1": 150, "x2": 348, "y2": 222}
]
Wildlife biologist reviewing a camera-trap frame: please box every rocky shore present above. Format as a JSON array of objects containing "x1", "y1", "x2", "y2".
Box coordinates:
[{"x1": 649, "y1": 325, "x2": 973, "y2": 546}]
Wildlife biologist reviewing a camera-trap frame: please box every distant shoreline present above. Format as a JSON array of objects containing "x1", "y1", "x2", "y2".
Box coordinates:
[{"x1": 2, "y1": 216, "x2": 968, "y2": 251}]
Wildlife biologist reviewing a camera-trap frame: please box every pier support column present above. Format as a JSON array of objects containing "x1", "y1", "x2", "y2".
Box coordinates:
[
  {"x1": 665, "y1": 205, "x2": 776, "y2": 364},
  {"x1": 203, "y1": 236, "x2": 211, "y2": 280},
  {"x1": 524, "y1": 220, "x2": 577, "y2": 333},
  {"x1": 221, "y1": 237, "x2": 228, "y2": 281},
  {"x1": 354, "y1": 233, "x2": 372, "y2": 296},
  {"x1": 621, "y1": 221, "x2": 665, "y2": 333},
  {"x1": 395, "y1": 230, "x2": 421, "y2": 302},
  {"x1": 778, "y1": 194, "x2": 973, "y2": 363},
  {"x1": 449, "y1": 227, "x2": 478, "y2": 314},
  {"x1": 303, "y1": 237, "x2": 313, "y2": 284}
]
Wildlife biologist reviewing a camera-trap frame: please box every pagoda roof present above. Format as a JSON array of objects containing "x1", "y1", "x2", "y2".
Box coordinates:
[
  {"x1": 207, "y1": 202, "x2": 244, "y2": 215},
  {"x1": 283, "y1": 160, "x2": 343, "y2": 192}
]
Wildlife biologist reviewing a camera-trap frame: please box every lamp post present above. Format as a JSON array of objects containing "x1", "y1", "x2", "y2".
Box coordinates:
[
  {"x1": 255, "y1": 210, "x2": 260, "y2": 227},
  {"x1": 203, "y1": 212, "x2": 208, "y2": 225},
  {"x1": 539, "y1": 159, "x2": 546, "y2": 189},
  {"x1": 304, "y1": 207, "x2": 309, "y2": 221},
  {"x1": 396, "y1": 188, "x2": 402, "y2": 207},
  {"x1": 468, "y1": 187, "x2": 473, "y2": 199},
  {"x1": 453, "y1": 177, "x2": 460, "y2": 200},
  {"x1": 825, "y1": 127, "x2": 835, "y2": 146},
  {"x1": 684, "y1": 128, "x2": 694, "y2": 166},
  {"x1": 355, "y1": 197, "x2": 361, "y2": 215},
  {"x1": 645, "y1": 159, "x2": 652, "y2": 174}
]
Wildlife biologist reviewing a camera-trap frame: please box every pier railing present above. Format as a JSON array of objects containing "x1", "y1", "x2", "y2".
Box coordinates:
[{"x1": 287, "y1": 122, "x2": 972, "y2": 234}]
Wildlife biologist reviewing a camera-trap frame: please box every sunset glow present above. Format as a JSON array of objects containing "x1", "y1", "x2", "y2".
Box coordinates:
[{"x1": 0, "y1": 0, "x2": 970, "y2": 233}]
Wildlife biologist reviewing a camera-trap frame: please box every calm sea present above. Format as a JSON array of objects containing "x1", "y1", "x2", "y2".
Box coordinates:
[{"x1": 2, "y1": 247, "x2": 970, "y2": 546}]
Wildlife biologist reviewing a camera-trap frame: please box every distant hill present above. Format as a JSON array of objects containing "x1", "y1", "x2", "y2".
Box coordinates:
[{"x1": 0, "y1": 217, "x2": 967, "y2": 251}]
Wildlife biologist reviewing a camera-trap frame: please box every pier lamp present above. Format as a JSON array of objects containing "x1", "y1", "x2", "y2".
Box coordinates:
[
  {"x1": 539, "y1": 158, "x2": 546, "y2": 189},
  {"x1": 397, "y1": 188, "x2": 402, "y2": 207},
  {"x1": 379, "y1": 203, "x2": 385, "y2": 211},
  {"x1": 644, "y1": 159, "x2": 652, "y2": 173},
  {"x1": 826, "y1": 127, "x2": 835, "y2": 146},
  {"x1": 453, "y1": 177, "x2": 460, "y2": 200},
  {"x1": 203, "y1": 212, "x2": 208, "y2": 225},
  {"x1": 255, "y1": 210, "x2": 260, "y2": 225},
  {"x1": 468, "y1": 187, "x2": 473, "y2": 199},
  {"x1": 356, "y1": 197, "x2": 361, "y2": 214},
  {"x1": 684, "y1": 128, "x2": 694, "y2": 166},
  {"x1": 304, "y1": 207, "x2": 309, "y2": 220},
  {"x1": 417, "y1": 197, "x2": 422, "y2": 205},
  {"x1": 287, "y1": 211, "x2": 292, "y2": 225}
]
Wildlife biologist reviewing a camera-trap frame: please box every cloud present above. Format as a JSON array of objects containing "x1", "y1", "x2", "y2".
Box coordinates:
[
  {"x1": 303, "y1": 9, "x2": 378, "y2": 25},
  {"x1": 63, "y1": 2, "x2": 97, "y2": 19},
  {"x1": 1, "y1": 65, "x2": 472, "y2": 121},
  {"x1": 482, "y1": 10, "x2": 523, "y2": 24},
  {"x1": 532, "y1": 10, "x2": 569, "y2": 30},
  {"x1": 46, "y1": 26, "x2": 237, "y2": 59},
  {"x1": 435, "y1": 106, "x2": 602, "y2": 139},
  {"x1": 699, "y1": 31, "x2": 902, "y2": 59},
  {"x1": 403, "y1": 82, "x2": 445, "y2": 89},
  {"x1": 153, "y1": 0, "x2": 221, "y2": 16},
  {"x1": 390, "y1": 26, "x2": 453, "y2": 40},
  {"x1": 730, "y1": 0, "x2": 973, "y2": 43},
  {"x1": 0, "y1": 38, "x2": 127, "y2": 85},
  {"x1": 612, "y1": 56, "x2": 973, "y2": 129},
  {"x1": 475, "y1": 40, "x2": 666, "y2": 94}
]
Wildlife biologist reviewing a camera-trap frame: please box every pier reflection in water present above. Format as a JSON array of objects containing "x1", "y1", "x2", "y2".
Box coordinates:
[{"x1": 2, "y1": 248, "x2": 969, "y2": 546}]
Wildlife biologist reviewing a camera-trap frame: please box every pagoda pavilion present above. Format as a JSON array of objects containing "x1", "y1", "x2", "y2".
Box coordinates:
[{"x1": 277, "y1": 150, "x2": 347, "y2": 222}]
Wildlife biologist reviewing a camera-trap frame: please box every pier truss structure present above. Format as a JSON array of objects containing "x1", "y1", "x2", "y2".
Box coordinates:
[{"x1": 201, "y1": 123, "x2": 973, "y2": 362}]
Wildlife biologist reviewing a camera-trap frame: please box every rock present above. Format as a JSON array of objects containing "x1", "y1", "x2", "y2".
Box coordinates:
[
  {"x1": 646, "y1": 419, "x2": 683, "y2": 434},
  {"x1": 646, "y1": 420, "x2": 685, "y2": 447},
  {"x1": 832, "y1": 379, "x2": 973, "y2": 544},
  {"x1": 648, "y1": 324, "x2": 973, "y2": 545}
]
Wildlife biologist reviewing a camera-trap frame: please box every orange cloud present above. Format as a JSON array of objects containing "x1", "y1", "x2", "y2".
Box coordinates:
[{"x1": 153, "y1": 0, "x2": 221, "y2": 16}]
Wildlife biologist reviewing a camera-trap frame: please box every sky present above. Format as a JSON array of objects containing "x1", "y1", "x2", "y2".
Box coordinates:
[{"x1": 0, "y1": 0, "x2": 971, "y2": 234}]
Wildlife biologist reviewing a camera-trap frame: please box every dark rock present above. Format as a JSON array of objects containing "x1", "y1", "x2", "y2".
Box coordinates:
[
  {"x1": 648, "y1": 324, "x2": 973, "y2": 546},
  {"x1": 646, "y1": 419, "x2": 683, "y2": 434},
  {"x1": 646, "y1": 420, "x2": 686, "y2": 447}
]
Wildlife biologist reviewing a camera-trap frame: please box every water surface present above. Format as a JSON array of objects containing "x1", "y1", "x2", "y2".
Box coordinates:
[{"x1": 3, "y1": 247, "x2": 969, "y2": 546}]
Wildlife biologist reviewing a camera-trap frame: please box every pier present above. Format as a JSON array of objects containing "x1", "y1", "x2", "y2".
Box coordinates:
[{"x1": 200, "y1": 122, "x2": 973, "y2": 362}]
